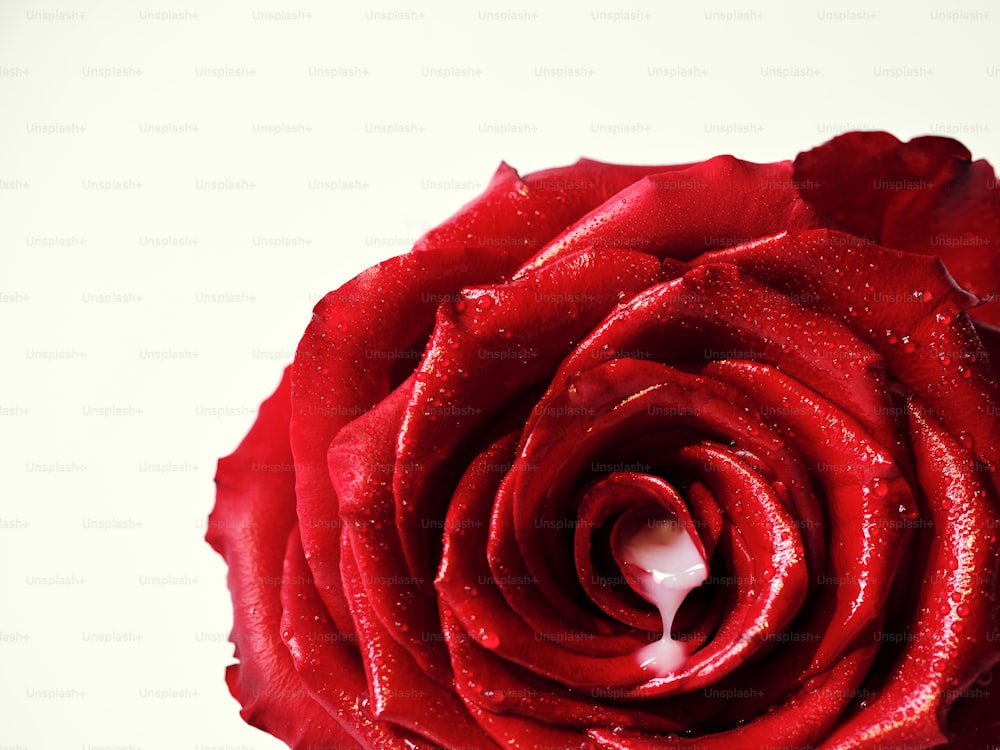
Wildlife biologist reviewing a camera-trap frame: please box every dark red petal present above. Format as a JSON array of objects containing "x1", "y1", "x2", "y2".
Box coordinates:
[
  {"x1": 207, "y1": 368, "x2": 358, "y2": 748},
  {"x1": 946, "y1": 663, "x2": 1000, "y2": 748},
  {"x1": 793, "y1": 131, "x2": 1000, "y2": 325},
  {"x1": 975, "y1": 319, "x2": 1000, "y2": 371}
]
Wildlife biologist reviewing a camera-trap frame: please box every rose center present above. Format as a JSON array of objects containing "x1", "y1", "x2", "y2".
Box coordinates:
[{"x1": 618, "y1": 509, "x2": 708, "y2": 675}]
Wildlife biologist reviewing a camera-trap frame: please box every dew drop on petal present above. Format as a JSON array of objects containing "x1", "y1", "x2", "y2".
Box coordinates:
[{"x1": 478, "y1": 630, "x2": 501, "y2": 649}]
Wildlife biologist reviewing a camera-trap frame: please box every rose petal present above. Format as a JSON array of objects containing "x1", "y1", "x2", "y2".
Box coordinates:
[
  {"x1": 336, "y1": 526, "x2": 501, "y2": 748},
  {"x1": 705, "y1": 229, "x2": 1000, "y2": 494},
  {"x1": 588, "y1": 639, "x2": 879, "y2": 749},
  {"x1": 290, "y1": 247, "x2": 523, "y2": 638},
  {"x1": 793, "y1": 131, "x2": 1000, "y2": 325},
  {"x1": 324, "y1": 377, "x2": 450, "y2": 686},
  {"x1": 392, "y1": 246, "x2": 663, "y2": 589},
  {"x1": 413, "y1": 158, "x2": 699, "y2": 263},
  {"x1": 436, "y1": 429, "x2": 651, "y2": 690},
  {"x1": 703, "y1": 359, "x2": 915, "y2": 673},
  {"x1": 516, "y1": 155, "x2": 827, "y2": 276},
  {"x1": 437, "y1": 436, "x2": 690, "y2": 736},
  {"x1": 208, "y1": 368, "x2": 359, "y2": 748},
  {"x1": 278, "y1": 528, "x2": 432, "y2": 749},
  {"x1": 487, "y1": 360, "x2": 814, "y2": 696},
  {"x1": 821, "y1": 402, "x2": 1000, "y2": 748},
  {"x1": 545, "y1": 263, "x2": 897, "y2": 448},
  {"x1": 975, "y1": 319, "x2": 1000, "y2": 371}
]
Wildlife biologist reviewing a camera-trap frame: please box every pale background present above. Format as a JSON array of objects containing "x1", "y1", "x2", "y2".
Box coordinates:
[{"x1": 2, "y1": 0, "x2": 997, "y2": 747}]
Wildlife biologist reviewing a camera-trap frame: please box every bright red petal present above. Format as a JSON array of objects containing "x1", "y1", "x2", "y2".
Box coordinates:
[{"x1": 208, "y1": 368, "x2": 359, "y2": 749}]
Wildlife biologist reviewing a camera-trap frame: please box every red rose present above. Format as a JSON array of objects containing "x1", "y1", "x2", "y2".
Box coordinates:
[{"x1": 208, "y1": 132, "x2": 1000, "y2": 749}]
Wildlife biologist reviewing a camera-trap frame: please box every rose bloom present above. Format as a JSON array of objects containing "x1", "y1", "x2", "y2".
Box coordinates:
[{"x1": 208, "y1": 132, "x2": 1000, "y2": 749}]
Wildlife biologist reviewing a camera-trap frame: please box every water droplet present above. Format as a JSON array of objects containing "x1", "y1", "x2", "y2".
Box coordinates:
[
  {"x1": 916, "y1": 290, "x2": 933, "y2": 302},
  {"x1": 957, "y1": 603, "x2": 970, "y2": 617},
  {"x1": 477, "y1": 296, "x2": 494, "y2": 311},
  {"x1": 478, "y1": 629, "x2": 501, "y2": 649}
]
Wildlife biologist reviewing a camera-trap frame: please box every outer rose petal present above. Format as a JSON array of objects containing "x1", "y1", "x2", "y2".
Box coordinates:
[
  {"x1": 516, "y1": 154, "x2": 828, "y2": 276},
  {"x1": 412, "y1": 158, "x2": 698, "y2": 263},
  {"x1": 208, "y1": 368, "x2": 358, "y2": 749},
  {"x1": 820, "y1": 405, "x2": 1000, "y2": 748},
  {"x1": 793, "y1": 131, "x2": 1000, "y2": 325},
  {"x1": 278, "y1": 529, "x2": 433, "y2": 749},
  {"x1": 290, "y1": 247, "x2": 523, "y2": 643}
]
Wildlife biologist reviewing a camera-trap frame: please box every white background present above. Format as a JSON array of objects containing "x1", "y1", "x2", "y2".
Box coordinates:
[{"x1": 2, "y1": 1, "x2": 998, "y2": 748}]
